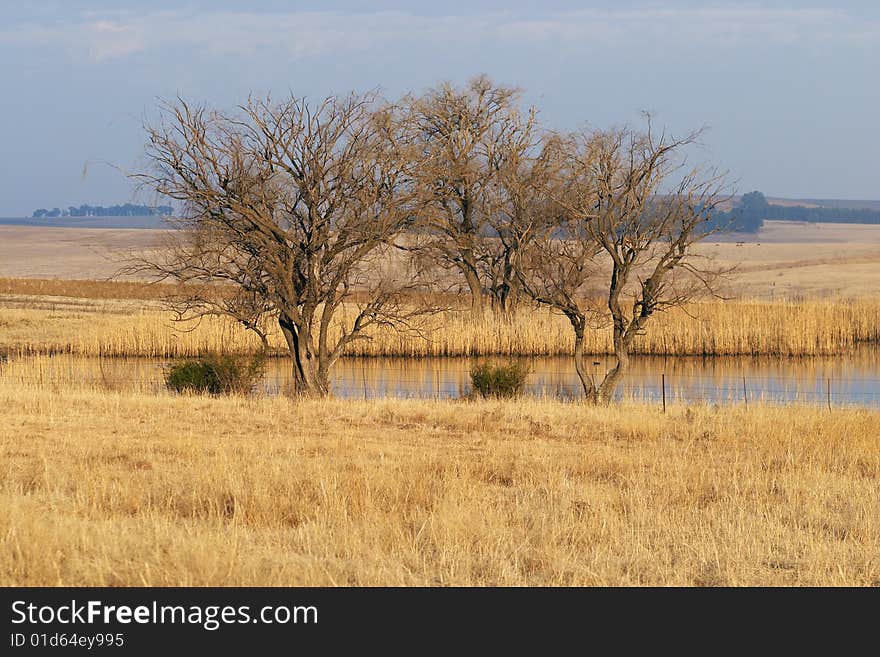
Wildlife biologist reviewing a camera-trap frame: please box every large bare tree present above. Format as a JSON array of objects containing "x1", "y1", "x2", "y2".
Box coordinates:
[
  {"x1": 519, "y1": 122, "x2": 730, "y2": 403},
  {"x1": 403, "y1": 75, "x2": 531, "y2": 314},
  {"x1": 134, "y1": 92, "x2": 429, "y2": 395}
]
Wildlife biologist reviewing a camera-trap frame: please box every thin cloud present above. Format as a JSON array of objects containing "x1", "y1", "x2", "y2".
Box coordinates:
[{"x1": 0, "y1": 6, "x2": 876, "y2": 63}]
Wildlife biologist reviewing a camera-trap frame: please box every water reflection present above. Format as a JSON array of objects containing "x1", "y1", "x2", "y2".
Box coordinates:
[
  {"x1": 3, "y1": 348, "x2": 879, "y2": 406},
  {"x1": 326, "y1": 351, "x2": 880, "y2": 406}
]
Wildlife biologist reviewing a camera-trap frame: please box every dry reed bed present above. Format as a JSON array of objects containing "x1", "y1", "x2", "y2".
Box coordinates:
[
  {"x1": 1, "y1": 385, "x2": 877, "y2": 586},
  {"x1": 2, "y1": 297, "x2": 880, "y2": 357}
]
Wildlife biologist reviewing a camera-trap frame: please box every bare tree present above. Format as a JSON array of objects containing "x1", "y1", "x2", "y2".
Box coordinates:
[
  {"x1": 132, "y1": 92, "x2": 430, "y2": 395},
  {"x1": 519, "y1": 121, "x2": 731, "y2": 403},
  {"x1": 483, "y1": 127, "x2": 564, "y2": 314},
  {"x1": 403, "y1": 75, "x2": 530, "y2": 314}
]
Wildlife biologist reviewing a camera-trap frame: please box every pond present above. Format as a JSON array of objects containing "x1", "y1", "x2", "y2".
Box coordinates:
[{"x1": 4, "y1": 346, "x2": 880, "y2": 407}]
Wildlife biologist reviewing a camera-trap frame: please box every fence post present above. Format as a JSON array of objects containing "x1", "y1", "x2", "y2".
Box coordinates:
[
  {"x1": 661, "y1": 372, "x2": 666, "y2": 413},
  {"x1": 827, "y1": 378, "x2": 831, "y2": 411},
  {"x1": 742, "y1": 376, "x2": 748, "y2": 406}
]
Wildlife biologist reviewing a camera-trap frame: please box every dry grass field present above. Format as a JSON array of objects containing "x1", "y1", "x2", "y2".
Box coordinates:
[
  {"x1": 702, "y1": 221, "x2": 880, "y2": 300},
  {"x1": 1, "y1": 220, "x2": 878, "y2": 587},
  {"x1": 1, "y1": 385, "x2": 877, "y2": 586}
]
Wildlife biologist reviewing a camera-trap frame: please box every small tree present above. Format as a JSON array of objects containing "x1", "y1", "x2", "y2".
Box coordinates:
[
  {"x1": 519, "y1": 121, "x2": 730, "y2": 403},
  {"x1": 403, "y1": 75, "x2": 529, "y2": 314},
  {"x1": 133, "y1": 93, "x2": 432, "y2": 396}
]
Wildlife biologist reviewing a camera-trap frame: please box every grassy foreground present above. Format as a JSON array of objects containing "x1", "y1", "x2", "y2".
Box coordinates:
[{"x1": 1, "y1": 385, "x2": 877, "y2": 586}]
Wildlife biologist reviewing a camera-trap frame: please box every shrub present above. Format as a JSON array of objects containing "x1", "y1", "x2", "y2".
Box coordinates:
[
  {"x1": 165, "y1": 352, "x2": 266, "y2": 395},
  {"x1": 469, "y1": 360, "x2": 530, "y2": 398}
]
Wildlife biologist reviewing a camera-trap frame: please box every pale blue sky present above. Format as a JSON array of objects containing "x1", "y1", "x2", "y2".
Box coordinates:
[{"x1": 0, "y1": 1, "x2": 877, "y2": 215}]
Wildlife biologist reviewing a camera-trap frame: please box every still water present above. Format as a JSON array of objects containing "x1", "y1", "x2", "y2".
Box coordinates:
[{"x1": 6, "y1": 347, "x2": 880, "y2": 406}]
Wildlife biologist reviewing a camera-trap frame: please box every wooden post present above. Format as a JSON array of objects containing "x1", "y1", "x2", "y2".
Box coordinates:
[
  {"x1": 661, "y1": 373, "x2": 666, "y2": 413},
  {"x1": 827, "y1": 378, "x2": 831, "y2": 411},
  {"x1": 742, "y1": 376, "x2": 748, "y2": 406},
  {"x1": 362, "y1": 367, "x2": 368, "y2": 400}
]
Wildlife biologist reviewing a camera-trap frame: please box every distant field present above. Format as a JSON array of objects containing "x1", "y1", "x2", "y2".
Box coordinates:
[
  {"x1": 700, "y1": 221, "x2": 880, "y2": 299},
  {"x1": 0, "y1": 226, "x2": 166, "y2": 279},
  {"x1": 2, "y1": 220, "x2": 879, "y2": 299}
]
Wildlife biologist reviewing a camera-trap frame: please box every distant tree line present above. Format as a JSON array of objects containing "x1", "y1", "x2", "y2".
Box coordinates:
[
  {"x1": 765, "y1": 203, "x2": 880, "y2": 225},
  {"x1": 706, "y1": 190, "x2": 880, "y2": 233},
  {"x1": 32, "y1": 203, "x2": 173, "y2": 218}
]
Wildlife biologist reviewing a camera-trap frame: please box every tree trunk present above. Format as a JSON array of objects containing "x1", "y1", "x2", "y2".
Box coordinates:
[
  {"x1": 595, "y1": 355, "x2": 627, "y2": 403},
  {"x1": 498, "y1": 249, "x2": 517, "y2": 315},
  {"x1": 279, "y1": 313, "x2": 329, "y2": 396},
  {"x1": 460, "y1": 260, "x2": 484, "y2": 316},
  {"x1": 594, "y1": 328, "x2": 631, "y2": 404},
  {"x1": 570, "y1": 316, "x2": 600, "y2": 402}
]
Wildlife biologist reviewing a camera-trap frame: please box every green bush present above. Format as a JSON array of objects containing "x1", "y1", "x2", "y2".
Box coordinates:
[
  {"x1": 469, "y1": 360, "x2": 531, "y2": 398},
  {"x1": 164, "y1": 352, "x2": 266, "y2": 395}
]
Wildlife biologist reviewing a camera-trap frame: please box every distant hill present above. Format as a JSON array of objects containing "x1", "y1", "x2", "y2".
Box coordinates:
[
  {"x1": 709, "y1": 192, "x2": 880, "y2": 233},
  {"x1": 766, "y1": 197, "x2": 880, "y2": 211}
]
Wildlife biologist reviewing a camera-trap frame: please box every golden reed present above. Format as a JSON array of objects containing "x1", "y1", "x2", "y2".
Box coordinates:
[{"x1": 1, "y1": 298, "x2": 879, "y2": 358}]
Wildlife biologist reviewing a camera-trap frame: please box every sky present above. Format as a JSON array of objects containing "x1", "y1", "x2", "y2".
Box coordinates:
[{"x1": 0, "y1": 1, "x2": 878, "y2": 215}]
